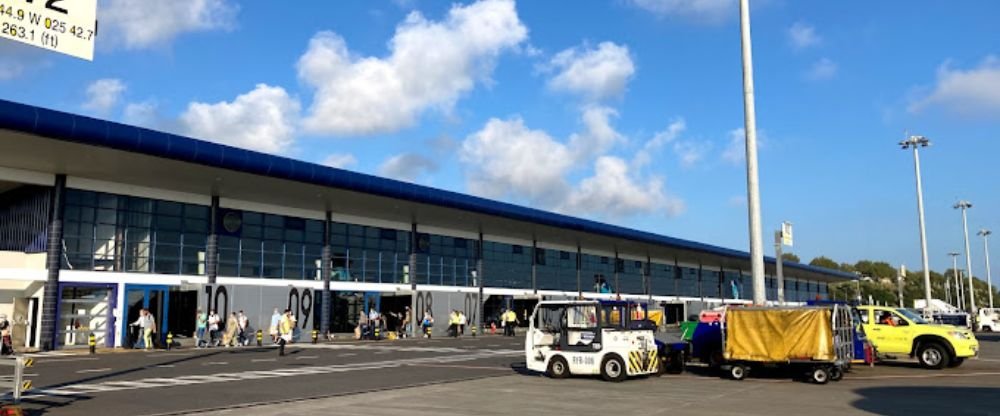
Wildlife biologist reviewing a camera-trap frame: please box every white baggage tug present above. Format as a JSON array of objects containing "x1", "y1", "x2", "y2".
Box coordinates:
[{"x1": 525, "y1": 300, "x2": 659, "y2": 381}]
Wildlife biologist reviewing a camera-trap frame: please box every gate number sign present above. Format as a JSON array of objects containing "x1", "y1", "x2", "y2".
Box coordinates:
[{"x1": 0, "y1": 0, "x2": 97, "y2": 60}]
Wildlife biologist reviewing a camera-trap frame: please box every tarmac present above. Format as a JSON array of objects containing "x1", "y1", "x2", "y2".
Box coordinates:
[{"x1": 7, "y1": 333, "x2": 1000, "y2": 415}]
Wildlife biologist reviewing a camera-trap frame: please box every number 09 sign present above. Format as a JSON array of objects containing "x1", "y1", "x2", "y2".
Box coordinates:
[{"x1": 0, "y1": 0, "x2": 97, "y2": 60}]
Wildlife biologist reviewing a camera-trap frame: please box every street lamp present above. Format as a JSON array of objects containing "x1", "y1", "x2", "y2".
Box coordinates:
[
  {"x1": 979, "y1": 229, "x2": 994, "y2": 309},
  {"x1": 900, "y1": 135, "x2": 933, "y2": 316},
  {"x1": 739, "y1": 0, "x2": 766, "y2": 305},
  {"x1": 950, "y1": 252, "x2": 962, "y2": 309},
  {"x1": 955, "y1": 200, "x2": 976, "y2": 313}
]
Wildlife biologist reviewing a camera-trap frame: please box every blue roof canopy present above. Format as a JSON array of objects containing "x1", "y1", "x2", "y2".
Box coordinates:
[{"x1": 0, "y1": 98, "x2": 855, "y2": 280}]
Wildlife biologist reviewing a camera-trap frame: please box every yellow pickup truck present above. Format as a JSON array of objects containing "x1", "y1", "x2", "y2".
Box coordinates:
[{"x1": 857, "y1": 305, "x2": 979, "y2": 369}]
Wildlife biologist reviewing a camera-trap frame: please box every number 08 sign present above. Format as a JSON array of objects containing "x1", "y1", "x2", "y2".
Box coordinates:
[{"x1": 0, "y1": 0, "x2": 97, "y2": 60}]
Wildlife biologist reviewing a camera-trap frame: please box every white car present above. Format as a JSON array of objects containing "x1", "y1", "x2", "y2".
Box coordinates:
[
  {"x1": 978, "y1": 308, "x2": 1000, "y2": 332},
  {"x1": 525, "y1": 300, "x2": 659, "y2": 382}
]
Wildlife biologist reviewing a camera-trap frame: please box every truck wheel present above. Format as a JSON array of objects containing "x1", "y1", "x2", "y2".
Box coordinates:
[
  {"x1": 917, "y1": 343, "x2": 950, "y2": 369},
  {"x1": 984, "y1": 326, "x2": 993, "y2": 333},
  {"x1": 947, "y1": 357, "x2": 965, "y2": 368},
  {"x1": 810, "y1": 367, "x2": 830, "y2": 384},
  {"x1": 665, "y1": 350, "x2": 685, "y2": 374},
  {"x1": 601, "y1": 355, "x2": 627, "y2": 382},
  {"x1": 547, "y1": 356, "x2": 570, "y2": 379},
  {"x1": 829, "y1": 367, "x2": 843, "y2": 382},
  {"x1": 729, "y1": 364, "x2": 748, "y2": 381}
]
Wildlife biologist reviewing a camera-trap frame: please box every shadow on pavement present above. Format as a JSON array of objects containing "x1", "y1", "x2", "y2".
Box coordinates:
[{"x1": 852, "y1": 386, "x2": 1000, "y2": 416}]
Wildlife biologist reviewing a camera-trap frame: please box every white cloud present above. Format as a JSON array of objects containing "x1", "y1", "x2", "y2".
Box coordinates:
[
  {"x1": 568, "y1": 106, "x2": 625, "y2": 162},
  {"x1": 547, "y1": 42, "x2": 635, "y2": 102},
  {"x1": 101, "y1": 0, "x2": 238, "y2": 49},
  {"x1": 909, "y1": 56, "x2": 1000, "y2": 118},
  {"x1": 180, "y1": 84, "x2": 301, "y2": 154},
  {"x1": 634, "y1": 119, "x2": 686, "y2": 168},
  {"x1": 723, "y1": 128, "x2": 746, "y2": 165},
  {"x1": 627, "y1": 0, "x2": 734, "y2": 23},
  {"x1": 805, "y1": 58, "x2": 838, "y2": 81},
  {"x1": 563, "y1": 156, "x2": 684, "y2": 217},
  {"x1": 673, "y1": 140, "x2": 710, "y2": 168},
  {"x1": 122, "y1": 100, "x2": 158, "y2": 126},
  {"x1": 460, "y1": 117, "x2": 572, "y2": 204},
  {"x1": 461, "y1": 116, "x2": 683, "y2": 218},
  {"x1": 298, "y1": 0, "x2": 527, "y2": 135},
  {"x1": 378, "y1": 153, "x2": 439, "y2": 182},
  {"x1": 82, "y1": 79, "x2": 127, "y2": 114},
  {"x1": 322, "y1": 153, "x2": 358, "y2": 170},
  {"x1": 788, "y1": 22, "x2": 821, "y2": 50}
]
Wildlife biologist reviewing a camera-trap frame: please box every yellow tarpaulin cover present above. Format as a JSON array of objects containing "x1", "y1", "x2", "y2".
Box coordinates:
[{"x1": 724, "y1": 308, "x2": 834, "y2": 362}]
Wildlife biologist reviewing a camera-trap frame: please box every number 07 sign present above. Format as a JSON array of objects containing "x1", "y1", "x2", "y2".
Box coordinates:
[{"x1": 0, "y1": 0, "x2": 98, "y2": 61}]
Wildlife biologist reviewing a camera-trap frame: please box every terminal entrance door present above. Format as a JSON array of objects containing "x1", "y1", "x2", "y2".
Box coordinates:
[{"x1": 121, "y1": 284, "x2": 170, "y2": 348}]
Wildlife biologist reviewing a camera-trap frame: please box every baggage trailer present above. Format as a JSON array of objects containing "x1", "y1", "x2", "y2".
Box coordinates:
[{"x1": 720, "y1": 305, "x2": 854, "y2": 384}]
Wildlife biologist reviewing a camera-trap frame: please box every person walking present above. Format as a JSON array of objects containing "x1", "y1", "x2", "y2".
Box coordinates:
[
  {"x1": 223, "y1": 312, "x2": 238, "y2": 347},
  {"x1": 269, "y1": 308, "x2": 281, "y2": 343},
  {"x1": 504, "y1": 309, "x2": 518, "y2": 337},
  {"x1": 278, "y1": 309, "x2": 294, "y2": 356},
  {"x1": 195, "y1": 308, "x2": 207, "y2": 347},
  {"x1": 207, "y1": 309, "x2": 221, "y2": 346},
  {"x1": 237, "y1": 310, "x2": 249, "y2": 346},
  {"x1": 458, "y1": 311, "x2": 468, "y2": 337},
  {"x1": 421, "y1": 310, "x2": 434, "y2": 338},
  {"x1": 400, "y1": 306, "x2": 411, "y2": 339},
  {"x1": 0, "y1": 314, "x2": 13, "y2": 356}
]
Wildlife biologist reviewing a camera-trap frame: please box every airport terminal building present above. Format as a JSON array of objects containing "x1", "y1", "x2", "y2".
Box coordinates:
[{"x1": 0, "y1": 99, "x2": 854, "y2": 350}]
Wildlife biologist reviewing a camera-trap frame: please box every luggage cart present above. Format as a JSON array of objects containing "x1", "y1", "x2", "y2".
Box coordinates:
[{"x1": 720, "y1": 305, "x2": 854, "y2": 384}]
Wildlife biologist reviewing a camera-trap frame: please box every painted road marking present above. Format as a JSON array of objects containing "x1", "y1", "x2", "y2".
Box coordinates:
[
  {"x1": 251, "y1": 358, "x2": 277, "y2": 363},
  {"x1": 31, "y1": 357, "x2": 99, "y2": 363},
  {"x1": 22, "y1": 351, "x2": 521, "y2": 398},
  {"x1": 203, "y1": 362, "x2": 229, "y2": 366},
  {"x1": 154, "y1": 365, "x2": 175, "y2": 368},
  {"x1": 408, "y1": 363, "x2": 511, "y2": 371},
  {"x1": 295, "y1": 356, "x2": 318, "y2": 360},
  {"x1": 75, "y1": 368, "x2": 111, "y2": 374},
  {"x1": 153, "y1": 353, "x2": 192, "y2": 358},
  {"x1": 338, "y1": 353, "x2": 357, "y2": 357}
]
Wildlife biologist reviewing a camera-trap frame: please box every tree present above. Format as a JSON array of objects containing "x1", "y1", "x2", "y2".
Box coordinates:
[
  {"x1": 854, "y1": 260, "x2": 896, "y2": 280},
  {"x1": 781, "y1": 252, "x2": 800, "y2": 263},
  {"x1": 809, "y1": 256, "x2": 839, "y2": 270}
]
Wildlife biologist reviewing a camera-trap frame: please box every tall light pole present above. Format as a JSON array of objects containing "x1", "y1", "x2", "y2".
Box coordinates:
[
  {"x1": 739, "y1": 0, "x2": 766, "y2": 305},
  {"x1": 900, "y1": 135, "x2": 933, "y2": 316},
  {"x1": 955, "y1": 200, "x2": 976, "y2": 313},
  {"x1": 950, "y1": 252, "x2": 962, "y2": 309},
  {"x1": 979, "y1": 229, "x2": 994, "y2": 309}
]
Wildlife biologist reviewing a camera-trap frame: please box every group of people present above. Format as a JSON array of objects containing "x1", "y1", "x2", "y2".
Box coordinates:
[
  {"x1": 195, "y1": 309, "x2": 254, "y2": 348},
  {"x1": 269, "y1": 308, "x2": 297, "y2": 345},
  {"x1": 447, "y1": 310, "x2": 469, "y2": 337},
  {"x1": 130, "y1": 308, "x2": 158, "y2": 350},
  {"x1": 500, "y1": 308, "x2": 520, "y2": 336}
]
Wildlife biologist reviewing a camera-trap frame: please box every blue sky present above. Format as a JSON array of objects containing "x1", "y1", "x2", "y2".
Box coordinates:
[{"x1": 2, "y1": 0, "x2": 999, "y2": 275}]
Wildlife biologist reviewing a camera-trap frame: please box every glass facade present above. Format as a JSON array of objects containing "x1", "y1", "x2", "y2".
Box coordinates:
[
  {"x1": 56, "y1": 188, "x2": 832, "y2": 299},
  {"x1": 63, "y1": 189, "x2": 209, "y2": 274},
  {"x1": 536, "y1": 248, "x2": 579, "y2": 292}
]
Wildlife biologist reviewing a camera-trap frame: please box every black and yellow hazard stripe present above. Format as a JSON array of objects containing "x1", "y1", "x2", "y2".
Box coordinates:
[{"x1": 627, "y1": 350, "x2": 660, "y2": 373}]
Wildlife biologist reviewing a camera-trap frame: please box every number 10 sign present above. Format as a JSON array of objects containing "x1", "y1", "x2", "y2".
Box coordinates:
[{"x1": 0, "y1": 0, "x2": 98, "y2": 61}]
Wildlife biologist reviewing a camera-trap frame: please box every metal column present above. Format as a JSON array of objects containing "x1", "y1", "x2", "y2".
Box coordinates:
[
  {"x1": 206, "y1": 195, "x2": 219, "y2": 284},
  {"x1": 320, "y1": 211, "x2": 332, "y2": 336},
  {"x1": 40, "y1": 174, "x2": 66, "y2": 351}
]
